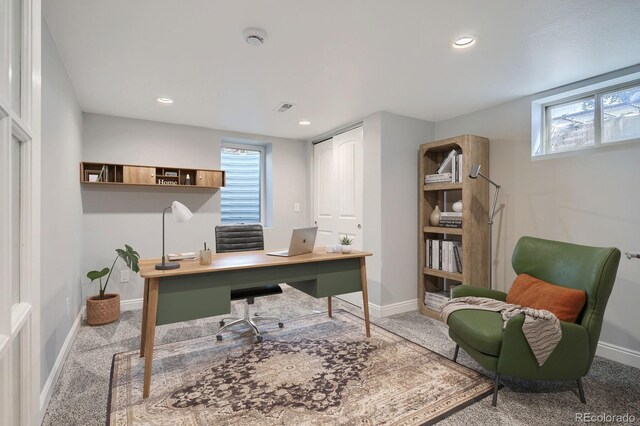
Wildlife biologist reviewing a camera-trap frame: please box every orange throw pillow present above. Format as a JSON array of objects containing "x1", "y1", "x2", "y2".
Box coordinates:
[{"x1": 506, "y1": 274, "x2": 587, "y2": 323}]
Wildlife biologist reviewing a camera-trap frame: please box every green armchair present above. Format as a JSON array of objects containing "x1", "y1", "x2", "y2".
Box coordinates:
[{"x1": 447, "y1": 236, "x2": 621, "y2": 406}]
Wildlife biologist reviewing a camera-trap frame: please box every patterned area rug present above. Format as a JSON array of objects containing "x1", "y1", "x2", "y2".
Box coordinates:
[{"x1": 108, "y1": 310, "x2": 494, "y2": 425}]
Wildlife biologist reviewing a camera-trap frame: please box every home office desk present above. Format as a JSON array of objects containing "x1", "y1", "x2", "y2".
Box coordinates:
[{"x1": 138, "y1": 249, "x2": 373, "y2": 398}]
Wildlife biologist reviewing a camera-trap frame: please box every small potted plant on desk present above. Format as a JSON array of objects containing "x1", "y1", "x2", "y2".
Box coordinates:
[
  {"x1": 339, "y1": 235, "x2": 354, "y2": 254},
  {"x1": 85, "y1": 245, "x2": 140, "y2": 326}
]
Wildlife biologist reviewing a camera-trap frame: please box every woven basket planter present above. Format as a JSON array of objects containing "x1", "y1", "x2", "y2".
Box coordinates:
[{"x1": 86, "y1": 293, "x2": 120, "y2": 326}]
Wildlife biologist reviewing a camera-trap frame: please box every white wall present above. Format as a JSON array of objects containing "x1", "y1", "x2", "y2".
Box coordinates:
[
  {"x1": 81, "y1": 113, "x2": 308, "y2": 302},
  {"x1": 380, "y1": 112, "x2": 435, "y2": 306},
  {"x1": 41, "y1": 22, "x2": 83, "y2": 391},
  {"x1": 435, "y1": 70, "x2": 640, "y2": 365},
  {"x1": 362, "y1": 113, "x2": 383, "y2": 306}
]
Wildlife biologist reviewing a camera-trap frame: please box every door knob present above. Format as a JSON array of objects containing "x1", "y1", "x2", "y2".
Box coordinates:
[
  {"x1": 314, "y1": 221, "x2": 318, "y2": 225},
  {"x1": 358, "y1": 224, "x2": 362, "y2": 229}
]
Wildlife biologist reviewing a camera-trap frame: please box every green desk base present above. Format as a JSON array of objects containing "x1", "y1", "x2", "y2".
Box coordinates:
[{"x1": 155, "y1": 258, "x2": 362, "y2": 325}]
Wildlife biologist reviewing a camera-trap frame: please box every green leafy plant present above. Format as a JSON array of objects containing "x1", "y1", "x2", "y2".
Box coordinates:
[
  {"x1": 87, "y1": 245, "x2": 140, "y2": 300},
  {"x1": 339, "y1": 235, "x2": 354, "y2": 246}
]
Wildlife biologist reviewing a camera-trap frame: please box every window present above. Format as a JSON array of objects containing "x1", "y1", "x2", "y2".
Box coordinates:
[
  {"x1": 532, "y1": 77, "x2": 640, "y2": 158},
  {"x1": 602, "y1": 85, "x2": 640, "y2": 144},
  {"x1": 547, "y1": 97, "x2": 595, "y2": 154},
  {"x1": 220, "y1": 145, "x2": 264, "y2": 224}
]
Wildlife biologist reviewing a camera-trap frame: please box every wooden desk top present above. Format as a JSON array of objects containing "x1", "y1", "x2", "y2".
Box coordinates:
[{"x1": 139, "y1": 249, "x2": 372, "y2": 278}]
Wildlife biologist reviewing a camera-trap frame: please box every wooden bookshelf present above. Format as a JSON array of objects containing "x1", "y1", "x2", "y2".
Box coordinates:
[
  {"x1": 80, "y1": 162, "x2": 225, "y2": 189},
  {"x1": 419, "y1": 135, "x2": 489, "y2": 319}
]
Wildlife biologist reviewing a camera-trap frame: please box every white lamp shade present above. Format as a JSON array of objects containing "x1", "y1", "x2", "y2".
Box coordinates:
[{"x1": 171, "y1": 201, "x2": 193, "y2": 222}]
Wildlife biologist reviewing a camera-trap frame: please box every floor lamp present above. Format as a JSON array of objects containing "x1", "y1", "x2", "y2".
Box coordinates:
[
  {"x1": 469, "y1": 165, "x2": 500, "y2": 289},
  {"x1": 156, "y1": 201, "x2": 194, "y2": 270}
]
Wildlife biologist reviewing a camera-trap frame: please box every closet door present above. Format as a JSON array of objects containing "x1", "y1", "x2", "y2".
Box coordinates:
[
  {"x1": 313, "y1": 138, "x2": 336, "y2": 247},
  {"x1": 313, "y1": 127, "x2": 363, "y2": 306}
]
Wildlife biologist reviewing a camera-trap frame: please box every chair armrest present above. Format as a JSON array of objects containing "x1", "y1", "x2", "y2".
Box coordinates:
[
  {"x1": 451, "y1": 285, "x2": 507, "y2": 301},
  {"x1": 497, "y1": 315, "x2": 591, "y2": 380}
]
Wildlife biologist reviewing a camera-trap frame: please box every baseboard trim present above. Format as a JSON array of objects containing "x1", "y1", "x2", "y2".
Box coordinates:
[
  {"x1": 81, "y1": 297, "x2": 143, "y2": 319},
  {"x1": 369, "y1": 299, "x2": 418, "y2": 318},
  {"x1": 39, "y1": 312, "x2": 82, "y2": 423},
  {"x1": 596, "y1": 341, "x2": 640, "y2": 369},
  {"x1": 120, "y1": 298, "x2": 143, "y2": 311}
]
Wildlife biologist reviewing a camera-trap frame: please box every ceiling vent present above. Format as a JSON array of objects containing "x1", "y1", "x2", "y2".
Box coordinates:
[{"x1": 274, "y1": 102, "x2": 295, "y2": 113}]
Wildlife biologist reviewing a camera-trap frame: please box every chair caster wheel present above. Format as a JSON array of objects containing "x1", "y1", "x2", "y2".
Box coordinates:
[
  {"x1": 219, "y1": 320, "x2": 225, "y2": 326},
  {"x1": 278, "y1": 322, "x2": 284, "y2": 328},
  {"x1": 256, "y1": 335, "x2": 263, "y2": 343},
  {"x1": 216, "y1": 335, "x2": 222, "y2": 341}
]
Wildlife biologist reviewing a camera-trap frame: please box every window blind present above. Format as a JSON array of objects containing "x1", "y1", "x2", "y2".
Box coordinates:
[{"x1": 220, "y1": 148, "x2": 261, "y2": 224}]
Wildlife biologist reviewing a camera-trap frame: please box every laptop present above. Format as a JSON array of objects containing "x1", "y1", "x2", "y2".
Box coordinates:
[{"x1": 267, "y1": 227, "x2": 318, "y2": 257}]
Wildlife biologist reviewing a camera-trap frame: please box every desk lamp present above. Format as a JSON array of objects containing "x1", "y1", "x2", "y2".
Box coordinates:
[
  {"x1": 469, "y1": 164, "x2": 501, "y2": 289},
  {"x1": 156, "y1": 201, "x2": 193, "y2": 270}
]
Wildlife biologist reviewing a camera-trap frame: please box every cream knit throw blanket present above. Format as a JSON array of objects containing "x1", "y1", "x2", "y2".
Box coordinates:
[{"x1": 441, "y1": 296, "x2": 562, "y2": 366}]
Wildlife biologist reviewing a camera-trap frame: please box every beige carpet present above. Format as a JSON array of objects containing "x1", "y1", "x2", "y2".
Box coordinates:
[{"x1": 108, "y1": 309, "x2": 494, "y2": 425}]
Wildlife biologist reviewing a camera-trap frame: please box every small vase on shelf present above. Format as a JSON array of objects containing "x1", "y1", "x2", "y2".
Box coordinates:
[{"x1": 429, "y1": 206, "x2": 441, "y2": 226}]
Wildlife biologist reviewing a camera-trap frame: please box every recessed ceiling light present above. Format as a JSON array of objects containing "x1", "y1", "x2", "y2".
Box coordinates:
[
  {"x1": 156, "y1": 97, "x2": 174, "y2": 104},
  {"x1": 298, "y1": 120, "x2": 311, "y2": 126},
  {"x1": 453, "y1": 36, "x2": 475, "y2": 49}
]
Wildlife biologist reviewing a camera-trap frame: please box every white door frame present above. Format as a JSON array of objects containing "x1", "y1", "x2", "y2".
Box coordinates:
[{"x1": 0, "y1": 0, "x2": 42, "y2": 424}]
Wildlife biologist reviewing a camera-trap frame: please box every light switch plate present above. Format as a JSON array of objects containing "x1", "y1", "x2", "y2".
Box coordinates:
[
  {"x1": 294, "y1": 202, "x2": 300, "y2": 213},
  {"x1": 120, "y1": 269, "x2": 130, "y2": 283}
]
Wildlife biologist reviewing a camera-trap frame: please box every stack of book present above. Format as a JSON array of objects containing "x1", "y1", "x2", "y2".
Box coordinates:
[
  {"x1": 424, "y1": 172, "x2": 452, "y2": 184},
  {"x1": 438, "y1": 211, "x2": 462, "y2": 228},
  {"x1": 424, "y1": 291, "x2": 450, "y2": 312},
  {"x1": 423, "y1": 149, "x2": 464, "y2": 184},
  {"x1": 426, "y1": 239, "x2": 462, "y2": 273}
]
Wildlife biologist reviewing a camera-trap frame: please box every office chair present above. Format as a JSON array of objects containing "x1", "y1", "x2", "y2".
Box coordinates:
[{"x1": 215, "y1": 224, "x2": 284, "y2": 343}]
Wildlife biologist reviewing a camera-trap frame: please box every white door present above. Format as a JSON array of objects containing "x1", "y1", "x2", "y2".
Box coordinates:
[
  {"x1": 314, "y1": 127, "x2": 363, "y2": 306},
  {"x1": 0, "y1": 0, "x2": 41, "y2": 425}
]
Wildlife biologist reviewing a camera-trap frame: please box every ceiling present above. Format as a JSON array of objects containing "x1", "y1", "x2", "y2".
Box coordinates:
[{"x1": 43, "y1": 0, "x2": 640, "y2": 140}]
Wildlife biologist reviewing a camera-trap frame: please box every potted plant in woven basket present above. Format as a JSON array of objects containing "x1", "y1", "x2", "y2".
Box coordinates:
[{"x1": 85, "y1": 245, "x2": 140, "y2": 326}]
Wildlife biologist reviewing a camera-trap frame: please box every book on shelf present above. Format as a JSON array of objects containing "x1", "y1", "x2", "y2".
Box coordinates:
[
  {"x1": 436, "y1": 149, "x2": 457, "y2": 174},
  {"x1": 438, "y1": 213, "x2": 462, "y2": 228},
  {"x1": 424, "y1": 172, "x2": 452, "y2": 184},
  {"x1": 424, "y1": 291, "x2": 451, "y2": 311},
  {"x1": 438, "y1": 221, "x2": 462, "y2": 229},
  {"x1": 452, "y1": 153, "x2": 463, "y2": 183},
  {"x1": 97, "y1": 165, "x2": 108, "y2": 182},
  {"x1": 440, "y1": 211, "x2": 462, "y2": 218},
  {"x1": 425, "y1": 238, "x2": 462, "y2": 272},
  {"x1": 453, "y1": 243, "x2": 463, "y2": 273},
  {"x1": 425, "y1": 238, "x2": 462, "y2": 273}
]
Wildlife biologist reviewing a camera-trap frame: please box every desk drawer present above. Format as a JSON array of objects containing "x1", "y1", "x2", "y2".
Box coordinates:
[
  {"x1": 156, "y1": 274, "x2": 230, "y2": 325},
  {"x1": 289, "y1": 258, "x2": 362, "y2": 298}
]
